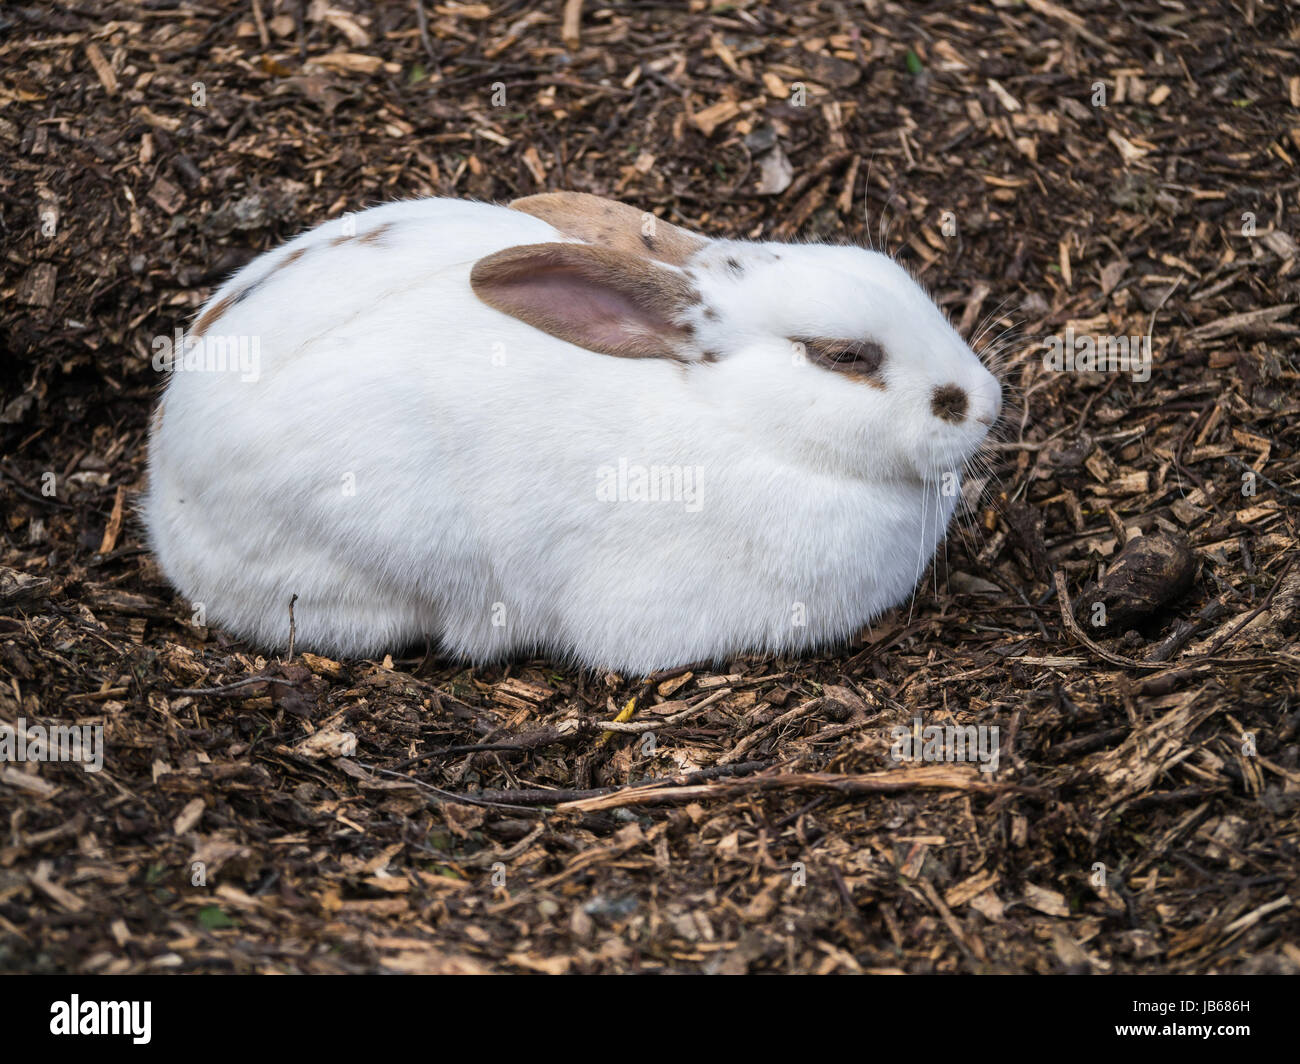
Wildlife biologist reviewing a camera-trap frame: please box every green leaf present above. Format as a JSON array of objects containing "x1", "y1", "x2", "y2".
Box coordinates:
[
  {"x1": 197, "y1": 906, "x2": 236, "y2": 930},
  {"x1": 905, "y1": 49, "x2": 924, "y2": 75}
]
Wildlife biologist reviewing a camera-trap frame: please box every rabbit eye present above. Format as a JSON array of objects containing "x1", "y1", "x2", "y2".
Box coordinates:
[{"x1": 800, "y1": 338, "x2": 886, "y2": 379}]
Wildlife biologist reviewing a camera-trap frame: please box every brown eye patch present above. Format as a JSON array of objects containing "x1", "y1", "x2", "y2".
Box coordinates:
[{"x1": 798, "y1": 338, "x2": 886, "y2": 385}]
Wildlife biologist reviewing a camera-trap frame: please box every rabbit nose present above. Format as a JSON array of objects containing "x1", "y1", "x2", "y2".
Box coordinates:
[{"x1": 930, "y1": 384, "x2": 968, "y2": 424}]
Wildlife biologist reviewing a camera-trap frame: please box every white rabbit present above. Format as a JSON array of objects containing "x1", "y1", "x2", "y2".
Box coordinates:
[{"x1": 143, "y1": 192, "x2": 1001, "y2": 672}]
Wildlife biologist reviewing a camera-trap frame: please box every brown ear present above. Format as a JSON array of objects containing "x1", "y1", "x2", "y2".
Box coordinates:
[
  {"x1": 470, "y1": 242, "x2": 700, "y2": 360},
  {"x1": 507, "y1": 192, "x2": 707, "y2": 267}
]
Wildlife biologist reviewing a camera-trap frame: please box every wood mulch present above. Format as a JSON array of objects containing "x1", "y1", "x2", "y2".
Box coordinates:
[{"x1": 1, "y1": 0, "x2": 1297, "y2": 973}]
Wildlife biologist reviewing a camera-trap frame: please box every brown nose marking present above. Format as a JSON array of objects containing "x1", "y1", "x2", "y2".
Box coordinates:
[{"x1": 931, "y1": 384, "x2": 968, "y2": 423}]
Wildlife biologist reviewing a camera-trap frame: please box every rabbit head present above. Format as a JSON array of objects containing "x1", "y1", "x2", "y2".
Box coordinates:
[{"x1": 474, "y1": 192, "x2": 1001, "y2": 488}]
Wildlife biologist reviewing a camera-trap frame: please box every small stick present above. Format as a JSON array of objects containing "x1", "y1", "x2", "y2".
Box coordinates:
[
  {"x1": 1201, "y1": 558, "x2": 1296, "y2": 656},
  {"x1": 413, "y1": 0, "x2": 436, "y2": 63},
  {"x1": 1147, "y1": 594, "x2": 1231, "y2": 662},
  {"x1": 388, "y1": 727, "x2": 586, "y2": 770},
  {"x1": 591, "y1": 688, "x2": 731, "y2": 733},
  {"x1": 364, "y1": 765, "x2": 545, "y2": 813},
  {"x1": 561, "y1": 0, "x2": 584, "y2": 48},
  {"x1": 558, "y1": 765, "x2": 1045, "y2": 813},
  {"x1": 170, "y1": 675, "x2": 281, "y2": 697},
  {"x1": 97, "y1": 485, "x2": 127, "y2": 555},
  {"x1": 250, "y1": 0, "x2": 270, "y2": 48},
  {"x1": 717, "y1": 695, "x2": 826, "y2": 765},
  {"x1": 595, "y1": 664, "x2": 703, "y2": 745},
  {"x1": 1223, "y1": 456, "x2": 1300, "y2": 503},
  {"x1": 475, "y1": 760, "x2": 774, "y2": 806},
  {"x1": 285, "y1": 593, "x2": 298, "y2": 663}
]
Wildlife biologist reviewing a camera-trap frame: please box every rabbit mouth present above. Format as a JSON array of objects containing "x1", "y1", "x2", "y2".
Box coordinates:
[{"x1": 913, "y1": 445, "x2": 980, "y2": 482}]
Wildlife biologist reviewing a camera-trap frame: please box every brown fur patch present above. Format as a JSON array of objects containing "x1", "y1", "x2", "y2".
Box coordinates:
[
  {"x1": 507, "y1": 192, "x2": 707, "y2": 267},
  {"x1": 254, "y1": 247, "x2": 308, "y2": 286},
  {"x1": 193, "y1": 289, "x2": 241, "y2": 338},
  {"x1": 195, "y1": 247, "x2": 308, "y2": 337},
  {"x1": 359, "y1": 222, "x2": 395, "y2": 246},
  {"x1": 471, "y1": 242, "x2": 700, "y2": 361}
]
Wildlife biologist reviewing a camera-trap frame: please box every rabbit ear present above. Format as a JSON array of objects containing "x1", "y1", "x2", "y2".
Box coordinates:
[
  {"x1": 507, "y1": 192, "x2": 707, "y2": 267},
  {"x1": 470, "y1": 242, "x2": 701, "y2": 361}
]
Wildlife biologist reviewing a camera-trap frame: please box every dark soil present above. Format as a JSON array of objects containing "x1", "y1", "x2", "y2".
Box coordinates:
[{"x1": 1, "y1": 0, "x2": 1298, "y2": 974}]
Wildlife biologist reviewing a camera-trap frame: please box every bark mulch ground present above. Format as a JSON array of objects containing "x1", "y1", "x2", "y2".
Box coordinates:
[{"x1": 1, "y1": 0, "x2": 1298, "y2": 973}]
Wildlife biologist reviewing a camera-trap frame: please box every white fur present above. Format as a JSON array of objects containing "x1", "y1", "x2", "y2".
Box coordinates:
[{"x1": 143, "y1": 198, "x2": 1001, "y2": 671}]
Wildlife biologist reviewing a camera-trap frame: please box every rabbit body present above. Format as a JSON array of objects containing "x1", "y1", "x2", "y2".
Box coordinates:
[{"x1": 145, "y1": 195, "x2": 995, "y2": 671}]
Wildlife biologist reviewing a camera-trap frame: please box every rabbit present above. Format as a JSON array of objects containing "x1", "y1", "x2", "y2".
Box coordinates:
[{"x1": 143, "y1": 191, "x2": 1002, "y2": 673}]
